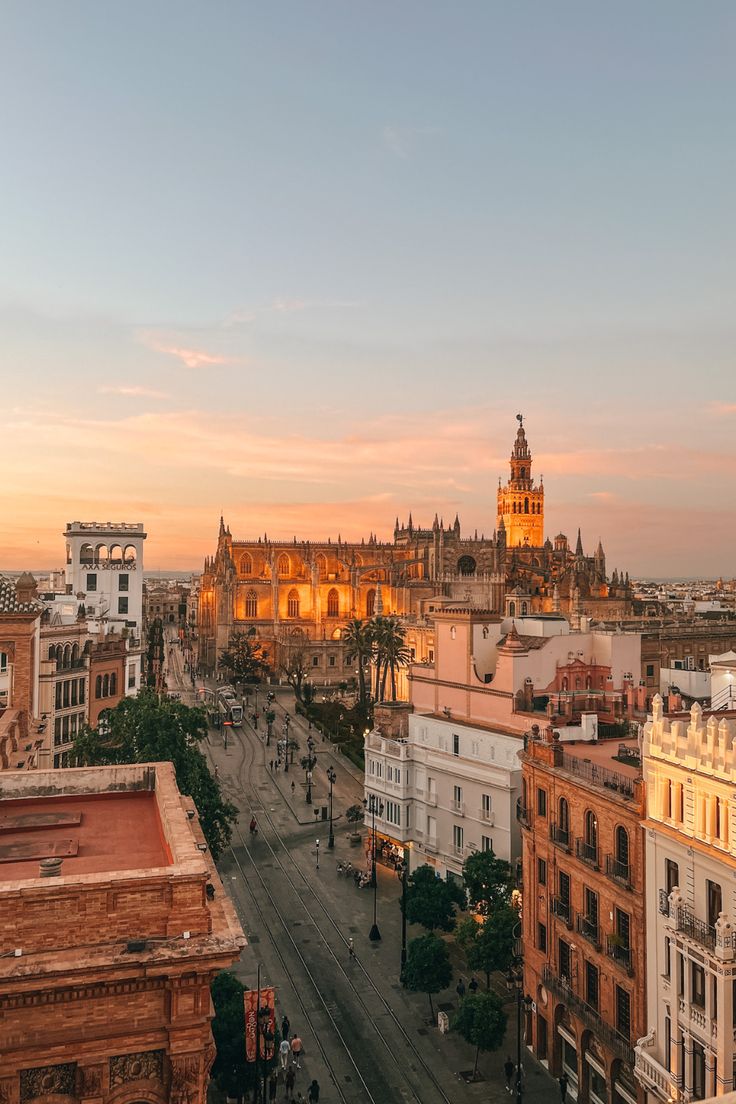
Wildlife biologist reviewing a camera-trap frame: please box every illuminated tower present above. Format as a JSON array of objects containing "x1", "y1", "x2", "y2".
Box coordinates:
[{"x1": 496, "y1": 415, "x2": 544, "y2": 547}]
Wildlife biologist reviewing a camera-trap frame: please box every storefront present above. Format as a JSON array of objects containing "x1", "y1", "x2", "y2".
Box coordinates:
[{"x1": 367, "y1": 831, "x2": 406, "y2": 870}]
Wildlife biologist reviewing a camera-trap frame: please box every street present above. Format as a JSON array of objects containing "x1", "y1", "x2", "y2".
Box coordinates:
[{"x1": 164, "y1": 632, "x2": 559, "y2": 1103}]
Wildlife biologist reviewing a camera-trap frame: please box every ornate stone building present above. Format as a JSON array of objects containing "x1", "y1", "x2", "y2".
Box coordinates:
[
  {"x1": 197, "y1": 417, "x2": 632, "y2": 676},
  {"x1": 0, "y1": 761, "x2": 245, "y2": 1104}
]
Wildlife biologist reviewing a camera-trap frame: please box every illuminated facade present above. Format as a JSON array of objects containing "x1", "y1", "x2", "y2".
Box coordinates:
[
  {"x1": 497, "y1": 414, "x2": 545, "y2": 548},
  {"x1": 636, "y1": 699, "x2": 736, "y2": 1102}
]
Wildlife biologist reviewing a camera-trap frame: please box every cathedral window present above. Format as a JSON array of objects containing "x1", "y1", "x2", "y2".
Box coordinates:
[
  {"x1": 520, "y1": 467, "x2": 526, "y2": 479},
  {"x1": 458, "y1": 555, "x2": 476, "y2": 576},
  {"x1": 287, "y1": 589, "x2": 300, "y2": 617},
  {"x1": 315, "y1": 553, "x2": 327, "y2": 578},
  {"x1": 366, "y1": 588, "x2": 376, "y2": 617},
  {"x1": 240, "y1": 553, "x2": 253, "y2": 575},
  {"x1": 327, "y1": 588, "x2": 339, "y2": 617},
  {"x1": 278, "y1": 553, "x2": 290, "y2": 576},
  {"x1": 245, "y1": 590, "x2": 257, "y2": 618},
  {"x1": 524, "y1": 497, "x2": 529, "y2": 514},
  {"x1": 509, "y1": 602, "x2": 516, "y2": 617}
]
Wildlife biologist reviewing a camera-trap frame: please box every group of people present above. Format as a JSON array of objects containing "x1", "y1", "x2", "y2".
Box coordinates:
[
  {"x1": 454, "y1": 976, "x2": 480, "y2": 1000},
  {"x1": 272, "y1": 1015, "x2": 320, "y2": 1102}
]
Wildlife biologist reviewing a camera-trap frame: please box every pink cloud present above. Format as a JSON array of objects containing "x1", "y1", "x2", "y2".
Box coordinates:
[
  {"x1": 149, "y1": 342, "x2": 234, "y2": 369},
  {"x1": 98, "y1": 385, "x2": 169, "y2": 398},
  {"x1": 709, "y1": 402, "x2": 736, "y2": 417}
]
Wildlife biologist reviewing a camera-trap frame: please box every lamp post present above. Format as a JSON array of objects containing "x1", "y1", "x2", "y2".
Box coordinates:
[
  {"x1": 505, "y1": 925, "x2": 532, "y2": 1104},
  {"x1": 306, "y1": 766, "x2": 313, "y2": 805},
  {"x1": 364, "y1": 794, "x2": 384, "y2": 941},
  {"x1": 326, "y1": 766, "x2": 336, "y2": 848},
  {"x1": 396, "y1": 856, "x2": 408, "y2": 980},
  {"x1": 315, "y1": 838, "x2": 320, "y2": 870}
]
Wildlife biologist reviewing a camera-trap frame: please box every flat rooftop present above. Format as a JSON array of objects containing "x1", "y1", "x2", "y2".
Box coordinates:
[
  {"x1": 0, "y1": 791, "x2": 171, "y2": 881},
  {"x1": 561, "y1": 738, "x2": 641, "y2": 780}
]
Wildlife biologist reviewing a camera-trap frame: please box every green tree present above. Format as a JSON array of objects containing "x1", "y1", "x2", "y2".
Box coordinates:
[
  {"x1": 72, "y1": 690, "x2": 237, "y2": 859},
  {"x1": 371, "y1": 615, "x2": 412, "y2": 702},
  {"x1": 404, "y1": 864, "x2": 466, "y2": 932},
  {"x1": 462, "y1": 848, "x2": 513, "y2": 916},
  {"x1": 279, "y1": 637, "x2": 309, "y2": 701},
  {"x1": 211, "y1": 972, "x2": 280, "y2": 1097},
  {"x1": 218, "y1": 630, "x2": 271, "y2": 685},
  {"x1": 456, "y1": 904, "x2": 518, "y2": 989},
  {"x1": 342, "y1": 618, "x2": 373, "y2": 710},
  {"x1": 452, "y1": 991, "x2": 507, "y2": 1078},
  {"x1": 403, "y1": 932, "x2": 453, "y2": 1018}
]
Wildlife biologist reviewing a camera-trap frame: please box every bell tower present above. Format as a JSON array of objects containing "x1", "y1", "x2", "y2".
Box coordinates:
[{"x1": 496, "y1": 414, "x2": 544, "y2": 547}]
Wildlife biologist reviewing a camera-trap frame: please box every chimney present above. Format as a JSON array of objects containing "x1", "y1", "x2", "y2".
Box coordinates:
[{"x1": 39, "y1": 857, "x2": 63, "y2": 878}]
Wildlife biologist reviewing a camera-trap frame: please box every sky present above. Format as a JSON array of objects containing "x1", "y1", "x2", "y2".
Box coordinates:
[{"x1": 1, "y1": 2, "x2": 734, "y2": 577}]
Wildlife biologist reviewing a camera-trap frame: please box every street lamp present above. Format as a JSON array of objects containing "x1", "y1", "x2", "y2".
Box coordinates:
[
  {"x1": 315, "y1": 838, "x2": 320, "y2": 870},
  {"x1": 326, "y1": 766, "x2": 336, "y2": 849},
  {"x1": 396, "y1": 856, "x2": 408, "y2": 980},
  {"x1": 364, "y1": 794, "x2": 384, "y2": 941},
  {"x1": 306, "y1": 766, "x2": 313, "y2": 805},
  {"x1": 505, "y1": 931, "x2": 532, "y2": 1104}
]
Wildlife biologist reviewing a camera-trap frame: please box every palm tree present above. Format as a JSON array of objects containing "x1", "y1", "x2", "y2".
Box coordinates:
[
  {"x1": 342, "y1": 619, "x2": 373, "y2": 710},
  {"x1": 372, "y1": 616, "x2": 411, "y2": 702}
]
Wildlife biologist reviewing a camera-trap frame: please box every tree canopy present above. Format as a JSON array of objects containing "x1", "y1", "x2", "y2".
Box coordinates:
[
  {"x1": 371, "y1": 615, "x2": 412, "y2": 703},
  {"x1": 72, "y1": 690, "x2": 237, "y2": 859},
  {"x1": 218, "y1": 630, "x2": 271, "y2": 685},
  {"x1": 342, "y1": 618, "x2": 373, "y2": 711},
  {"x1": 403, "y1": 932, "x2": 453, "y2": 1017},
  {"x1": 456, "y1": 904, "x2": 519, "y2": 989},
  {"x1": 452, "y1": 991, "x2": 508, "y2": 1077},
  {"x1": 211, "y1": 972, "x2": 279, "y2": 1096},
  {"x1": 404, "y1": 863, "x2": 466, "y2": 932},
  {"x1": 462, "y1": 848, "x2": 513, "y2": 915}
]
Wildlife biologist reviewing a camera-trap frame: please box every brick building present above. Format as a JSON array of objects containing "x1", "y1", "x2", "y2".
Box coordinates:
[
  {"x1": 87, "y1": 635, "x2": 128, "y2": 728},
  {"x1": 0, "y1": 761, "x2": 245, "y2": 1101},
  {"x1": 0, "y1": 574, "x2": 43, "y2": 770},
  {"x1": 519, "y1": 728, "x2": 645, "y2": 1104}
]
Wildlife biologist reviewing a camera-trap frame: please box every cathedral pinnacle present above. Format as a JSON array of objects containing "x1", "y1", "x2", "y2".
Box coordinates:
[{"x1": 575, "y1": 529, "x2": 584, "y2": 557}]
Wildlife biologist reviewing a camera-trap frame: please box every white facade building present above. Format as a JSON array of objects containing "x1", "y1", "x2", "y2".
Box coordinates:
[
  {"x1": 636, "y1": 697, "x2": 736, "y2": 1102},
  {"x1": 64, "y1": 521, "x2": 146, "y2": 695},
  {"x1": 364, "y1": 706, "x2": 522, "y2": 879}
]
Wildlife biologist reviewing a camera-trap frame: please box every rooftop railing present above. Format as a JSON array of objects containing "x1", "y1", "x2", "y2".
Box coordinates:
[{"x1": 560, "y1": 752, "x2": 638, "y2": 799}]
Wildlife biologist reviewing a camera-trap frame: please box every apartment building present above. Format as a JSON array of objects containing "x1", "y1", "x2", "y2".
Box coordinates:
[{"x1": 635, "y1": 698, "x2": 736, "y2": 1102}]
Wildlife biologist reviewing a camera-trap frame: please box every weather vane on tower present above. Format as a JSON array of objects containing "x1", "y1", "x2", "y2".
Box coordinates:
[{"x1": 516, "y1": 412, "x2": 524, "y2": 427}]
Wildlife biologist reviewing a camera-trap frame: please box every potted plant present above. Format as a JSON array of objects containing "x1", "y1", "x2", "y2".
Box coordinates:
[{"x1": 345, "y1": 804, "x2": 364, "y2": 845}]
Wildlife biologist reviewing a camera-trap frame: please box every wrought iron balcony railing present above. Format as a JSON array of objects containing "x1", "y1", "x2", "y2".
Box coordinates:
[{"x1": 575, "y1": 837, "x2": 599, "y2": 869}]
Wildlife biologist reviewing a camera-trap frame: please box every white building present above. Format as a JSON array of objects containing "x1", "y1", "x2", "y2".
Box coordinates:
[
  {"x1": 636, "y1": 697, "x2": 736, "y2": 1102},
  {"x1": 364, "y1": 702, "x2": 522, "y2": 880}
]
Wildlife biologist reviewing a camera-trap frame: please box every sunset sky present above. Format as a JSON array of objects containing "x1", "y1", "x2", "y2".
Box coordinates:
[{"x1": 2, "y1": 3, "x2": 734, "y2": 576}]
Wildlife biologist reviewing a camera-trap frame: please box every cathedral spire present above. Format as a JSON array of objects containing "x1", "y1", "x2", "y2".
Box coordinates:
[{"x1": 575, "y1": 529, "x2": 584, "y2": 557}]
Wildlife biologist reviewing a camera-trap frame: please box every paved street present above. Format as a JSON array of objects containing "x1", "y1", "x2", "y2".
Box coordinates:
[{"x1": 165, "y1": 636, "x2": 559, "y2": 1104}]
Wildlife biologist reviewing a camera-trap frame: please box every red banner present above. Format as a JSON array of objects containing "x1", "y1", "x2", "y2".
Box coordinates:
[{"x1": 243, "y1": 986, "x2": 276, "y2": 1063}]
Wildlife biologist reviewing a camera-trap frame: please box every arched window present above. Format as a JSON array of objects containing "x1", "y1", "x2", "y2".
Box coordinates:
[
  {"x1": 584, "y1": 810, "x2": 598, "y2": 851},
  {"x1": 80, "y1": 543, "x2": 94, "y2": 565},
  {"x1": 585, "y1": 675, "x2": 592, "y2": 690},
  {"x1": 287, "y1": 589, "x2": 300, "y2": 618},
  {"x1": 62, "y1": 643, "x2": 71, "y2": 670},
  {"x1": 512, "y1": 501, "x2": 517, "y2": 513},
  {"x1": 278, "y1": 554, "x2": 290, "y2": 577},
  {"x1": 315, "y1": 553, "x2": 327, "y2": 579},
  {"x1": 558, "y1": 796, "x2": 569, "y2": 833},
  {"x1": 366, "y1": 589, "x2": 376, "y2": 617},
  {"x1": 521, "y1": 602, "x2": 528, "y2": 616},
  {"x1": 109, "y1": 672, "x2": 117, "y2": 696},
  {"x1": 123, "y1": 544, "x2": 137, "y2": 563},
  {"x1": 509, "y1": 601, "x2": 516, "y2": 617},
  {"x1": 55, "y1": 645, "x2": 63, "y2": 671},
  {"x1": 48, "y1": 644, "x2": 56, "y2": 661},
  {"x1": 96, "y1": 544, "x2": 109, "y2": 563},
  {"x1": 95, "y1": 675, "x2": 103, "y2": 699},
  {"x1": 327, "y1": 589, "x2": 339, "y2": 617},
  {"x1": 71, "y1": 643, "x2": 80, "y2": 667},
  {"x1": 245, "y1": 589, "x2": 258, "y2": 618},
  {"x1": 109, "y1": 544, "x2": 123, "y2": 563},
  {"x1": 458, "y1": 555, "x2": 476, "y2": 576},
  {"x1": 520, "y1": 467, "x2": 526, "y2": 480},
  {"x1": 240, "y1": 552, "x2": 253, "y2": 575},
  {"x1": 524, "y1": 497, "x2": 529, "y2": 514},
  {"x1": 615, "y1": 825, "x2": 629, "y2": 869},
  {"x1": 562, "y1": 676, "x2": 568, "y2": 692},
  {"x1": 102, "y1": 674, "x2": 109, "y2": 697}
]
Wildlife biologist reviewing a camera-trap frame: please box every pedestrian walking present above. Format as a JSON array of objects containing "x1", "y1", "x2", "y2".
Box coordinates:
[
  {"x1": 456, "y1": 977, "x2": 466, "y2": 1001},
  {"x1": 268, "y1": 1070, "x2": 278, "y2": 1101},
  {"x1": 279, "y1": 1037, "x2": 291, "y2": 1072},
  {"x1": 468, "y1": 976, "x2": 479, "y2": 994},
  {"x1": 559, "y1": 1072, "x2": 568, "y2": 1102},
  {"x1": 291, "y1": 780, "x2": 296, "y2": 795},
  {"x1": 281, "y1": 1014, "x2": 290, "y2": 1041},
  {"x1": 285, "y1": 1066, "x2": 296, "y2": 1099},
  {"x1": 307, "y1": 1080, "x2": 320, "y2": 1103},
  {"x1": 504, "y1": 1056, "x2": 515, "y2": 1092},
  {"x1": 348, "y1": 937, "x2": 356, "y2": 962},
  {"x1": 291, "y1": 1033, "x2": 303, "y2": 1068},
  {"x1": 270, "y1": 760, "x2": 274, "y2": 771}
]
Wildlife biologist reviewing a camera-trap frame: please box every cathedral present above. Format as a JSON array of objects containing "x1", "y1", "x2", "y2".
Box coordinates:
[{"x1": 196, "y1": 417, "x2": 632, "y2": 675}]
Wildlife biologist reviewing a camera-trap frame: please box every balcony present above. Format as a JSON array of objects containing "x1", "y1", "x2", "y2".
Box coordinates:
[
  {"x1": 559, "y1": 751, "x2": 638, "y2": 801},
  {"x1": 516, "y1": 802, "x2": 531, "y2": 829},
  {"x1": 451, "y1": 799, "x2": 464, "y2": 815},
  {"x1": 605, "y1": 854, "x2": 632, "y2": 889},
  {"x1": 425, "y1": 838, "x2": 438, "y2": 853},
  {"x1": 576, "y1": 913, "x2": 600, "y2": 948},
  {"x1": 659, "y1": 888, "x2": 670, "y2": 916},
  {"x1": 551, "y1": 897, "x2": 573, "y2": 928},
  {"x1": 542, "y1": 966, "x2": 634, "y2": 1066},
  {"x1": 575, "y1": 837, "x2": 600, "y2": 869},
  {"x1": 674, "y1": 906, "x2": 716, "y2": 952},
  {"x1": 549, "y1": 822, "x2": 571, "y2": 852},
  {"x1": 606, "y1": 937, "x2": 633, "y2": 974},
  {"x1": 478, "y1": 809, "x2": 495, "y2": 825},
  {"x1": 634, "y1": 1046, "x2": 679, "y2": 1100}
]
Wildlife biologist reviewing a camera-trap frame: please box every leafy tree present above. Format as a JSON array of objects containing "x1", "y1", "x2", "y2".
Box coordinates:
[
  {"x1": 72, "y1": 690, "x2": 237, "y2": 859},
  {"x1": 456, "y1": 904, "x2": 518, "y2": 989},
  {"x1": 218, "y1": 631, "x2": 271, "y2": 685},
  {"x1": 452, "y1": 991, "x2": 507, "y2": 1078},
  {"x1": 342, "y1": 618, "x2": 373, "y2": 710},
  {"x1": 211, "y1": 972, "x2": 280, "y2": 1096},
  {"x1": 462, "y1": 849, "x2": 513, "y2": 916},
  {"x1": 403, "y1": 932, "x2": 453, "y2": 1018},
  {"x1": 404, "y1": 864, "x2": 466, "y2": 932},
  {"x1": 346, "y1": 803, "x2": 365, "y2": 825},
  {"x1": 279, "y1": 641, "x2": 309, "y2": 701},
  {"x1": 371, "y1": 615, "x2": 412, "y2": 702}
]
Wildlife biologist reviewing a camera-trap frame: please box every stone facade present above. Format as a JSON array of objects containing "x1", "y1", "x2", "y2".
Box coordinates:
[
  {"x1": 0, "y1": 762, "x2": 245, "y2": 1104},
  {"x1": 520, "y1": 729, "x2": 645, "y2": 1104},
  {"x1": 197, "y1": 417, "x2": 633, "y2": 677}
]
